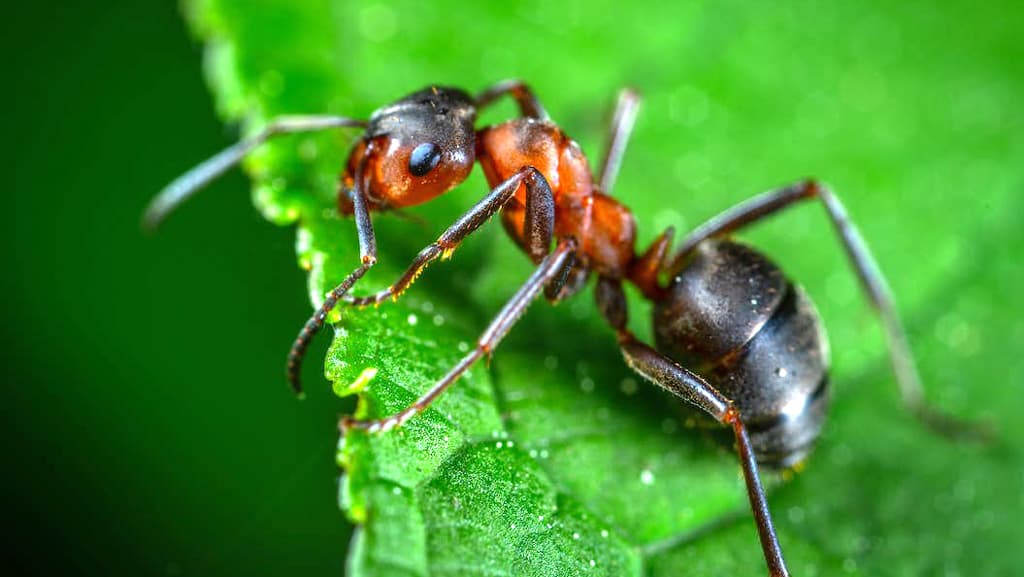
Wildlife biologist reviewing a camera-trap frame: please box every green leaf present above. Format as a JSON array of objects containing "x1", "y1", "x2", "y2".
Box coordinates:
[{"x1": 187, "y1": 0, "x2": 1024, "y2": 575}]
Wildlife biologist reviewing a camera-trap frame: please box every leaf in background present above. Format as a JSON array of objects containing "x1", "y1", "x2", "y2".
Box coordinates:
[{"x1": 187, "y1": 0, "x2": 1023, "y2": 575}]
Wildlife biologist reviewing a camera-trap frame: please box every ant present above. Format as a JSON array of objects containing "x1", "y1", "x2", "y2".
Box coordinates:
[{"x1": 145, "y1": 80, "x2": 987, "y2": 577}]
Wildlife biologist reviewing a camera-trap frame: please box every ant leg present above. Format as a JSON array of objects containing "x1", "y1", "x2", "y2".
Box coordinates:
[
  {"x1": 287, "y1": 158, "x2": 378, "y2": 394},
  {"x1": 598, "y1": 278, "x2": 790, "y2": 576},
  {"x1": 595, "y1": 275, "x2": 629, "y2": 331},
  {"x1": 596, "y1": 88, "x2": 641, "y2": 194},
  {"x1": 341, "y1": 238, "x2": 577, "y2": 433},
  {"x1": 143, "y1": 115, "x2": 366, "y2": 231},
  {"x1": 667, "y1": 180, "x2": 990, "y2": 440},
  {"x1": 474, "y1": 79, "x2": 549, "y2": 120},
  {"x1": 297, "y1": 166, "x2": 554, "y2": 391},
  {"x1": 627, "y1": 227, "x2": 675, "y2": 300},
  {"x1": 617, "y1": 329, "x2": 790, "y2": 577},
  {"x1": 345, "y1": 166, "x2": 555, "y2": 308},
  {"x1": 542, "y1": 250, "x2": 579, "y2": 303}
]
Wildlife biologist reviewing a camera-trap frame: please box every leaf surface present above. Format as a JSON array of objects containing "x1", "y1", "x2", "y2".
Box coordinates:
[{"x1": 189, "y1": 1, "x2": 1024, "y2": 574}]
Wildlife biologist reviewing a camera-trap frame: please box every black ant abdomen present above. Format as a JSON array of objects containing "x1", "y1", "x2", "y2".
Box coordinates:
[{"x1": 654, "y1": 240, "x2": 829, "y2": 468}]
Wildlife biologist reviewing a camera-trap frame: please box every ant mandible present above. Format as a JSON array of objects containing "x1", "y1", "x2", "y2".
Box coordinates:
[{"x1": 145, "y1": 80, "x2": 983, "y2": 577}]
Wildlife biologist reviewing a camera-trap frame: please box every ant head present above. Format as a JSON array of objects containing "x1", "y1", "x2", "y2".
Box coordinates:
[{"x1": 352, "y1": 86, "x2": 477, "y2": 208}]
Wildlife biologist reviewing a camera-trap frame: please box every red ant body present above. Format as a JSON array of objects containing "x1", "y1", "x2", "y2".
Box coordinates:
[{"x1": 146, "y1": 80, "x2": 983, "y2": 577}]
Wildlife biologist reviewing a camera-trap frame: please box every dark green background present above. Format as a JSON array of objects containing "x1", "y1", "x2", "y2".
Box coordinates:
[
  {"x1": 6, "y1": 1, "x2": 1022, "y2": 576},
  {"x1": 6, "y1": 2, "x2": 349, "y2": 575}
]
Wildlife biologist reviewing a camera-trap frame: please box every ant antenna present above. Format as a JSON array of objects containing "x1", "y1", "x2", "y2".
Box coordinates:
[{"x1": 143, "y1": 115, "x2": 367, "y2": 232}]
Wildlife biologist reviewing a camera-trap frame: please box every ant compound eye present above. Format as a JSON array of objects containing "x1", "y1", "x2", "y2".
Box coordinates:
[{"x1": 408, "y1": 143, "x2": 442, "y2": 177}]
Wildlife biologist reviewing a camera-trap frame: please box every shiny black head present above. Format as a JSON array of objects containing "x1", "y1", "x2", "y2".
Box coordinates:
[{"x1": 358, "y1": 86, "x2": 478, "y2": 207}]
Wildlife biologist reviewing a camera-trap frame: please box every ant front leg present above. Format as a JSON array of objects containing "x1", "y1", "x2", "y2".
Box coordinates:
[
  {"x1": 287, "y1": 156, "x2": 378, "y2": 394},
  {"x1": 340, "y1": 168, "x2": 561, "y2": 431},
  {"x1": 342, "y1": 238, "x2": 577, "y2": 433},
  {"x1": 345, "y1": 166, "x2": 555, "y2": 307},
  {"x1": 667, "y1": 180, "x2": 991, "y2": 440}
]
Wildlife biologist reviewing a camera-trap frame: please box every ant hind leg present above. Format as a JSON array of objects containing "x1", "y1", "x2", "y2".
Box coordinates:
[
  {"x1": 667, "y1": 179, "x2": 993, "y2": 441},
  {"x1": 617, "y1": 330, "x2": 790, "y2": 577},
  {"x1": 594, "y1": 276, "x2": 789, "y2": 575}
]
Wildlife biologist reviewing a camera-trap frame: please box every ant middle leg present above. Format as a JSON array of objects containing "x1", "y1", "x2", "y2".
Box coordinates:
[
  {"x1": 345, "y1": 166, "x2": 556, "y2": 308},
  {"x1": 341, "y1": 238, "x2": 577, "y2": 433},
  {"x1": 474, "y1": 79, "x2": 549, "y2": 120},
  {"x1": 667, "y1": 180, "x2": 991, "y2": 440}
]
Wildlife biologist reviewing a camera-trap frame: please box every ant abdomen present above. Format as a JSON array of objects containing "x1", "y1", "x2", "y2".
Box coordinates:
[{"x1": 654, "y1": 240, "x2": 830, "y2": 468}]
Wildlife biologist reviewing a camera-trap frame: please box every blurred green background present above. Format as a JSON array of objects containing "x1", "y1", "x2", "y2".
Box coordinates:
[
  {"x1": 6, "y1": 1, "x2": 349, "y2": 575},
  {"x1": 5, "y1": 0, "x2": 1022, "y2": 575}
]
